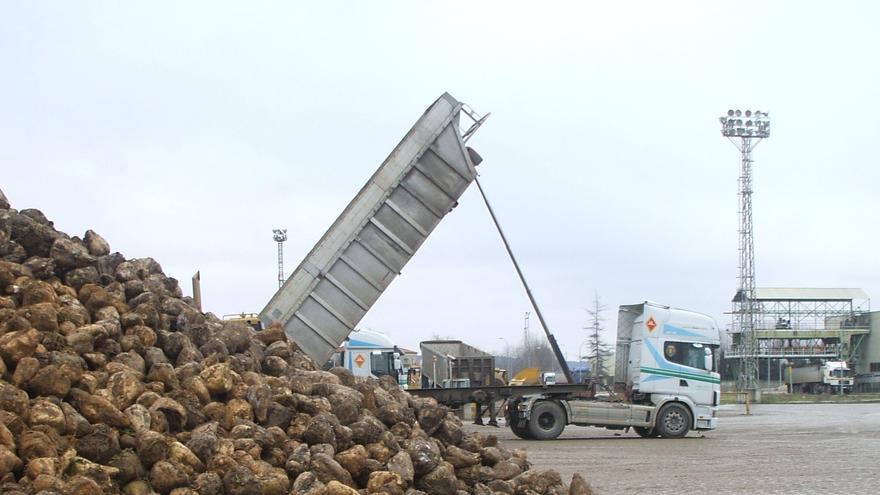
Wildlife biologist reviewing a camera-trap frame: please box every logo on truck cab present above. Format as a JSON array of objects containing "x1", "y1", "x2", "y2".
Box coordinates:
[
  {"x1": 354, "y1": 354, "x2": 366, "y2": 367},
  {"x1": 646, "y1": 316, "x2": 657, "y2": 332}
]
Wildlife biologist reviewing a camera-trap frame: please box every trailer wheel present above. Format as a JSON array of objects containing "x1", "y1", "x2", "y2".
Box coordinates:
[
  {"x1": 633, "y1": 426, "x2": 659, "y2": 438},
  {"x1": 656, "y1": 403, "x2": 691, "y2": 439},
  {"x1": 526, "y1": 401, "x2": 565, "y2": 440}
]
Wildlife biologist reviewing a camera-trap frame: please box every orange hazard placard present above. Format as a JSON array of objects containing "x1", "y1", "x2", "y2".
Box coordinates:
[
  {"x1": 646, "y1": 316, "x2": 657, "y2": 332},
  {"x1": 354, "y1": 354, "x2": 366, "y2": 367}
]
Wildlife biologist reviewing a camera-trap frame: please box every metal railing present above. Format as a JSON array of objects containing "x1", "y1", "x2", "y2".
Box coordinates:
[{"x1": 726, "y1": 345, "x2": 842, "y2": 359}]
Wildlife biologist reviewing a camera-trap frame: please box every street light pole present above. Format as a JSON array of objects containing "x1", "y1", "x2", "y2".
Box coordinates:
[
  {"x1": 779, "y1": 359, "x2": 788, "y2": 390},
  {"x1": 498, "y1": 337, "x2": 511, "y2": 382}
]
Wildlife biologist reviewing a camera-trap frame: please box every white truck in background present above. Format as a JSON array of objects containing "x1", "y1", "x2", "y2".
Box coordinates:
[
  {"x1": 325, "y1": 328, "x2": 403, "y2": 383},
  {"x1": 541, "y1": 372, "x2": 557, "y2": 385},
  {"x1": 788, "y1": 361, "x2": 853, "y2": 394}
]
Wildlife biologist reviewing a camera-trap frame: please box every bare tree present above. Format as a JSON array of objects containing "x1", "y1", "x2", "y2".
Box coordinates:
[
  {"x1": 584, "y1": 292, "x2": 613, "y2": 382},
  {"x1": 496, "y1": 333, "x2": 559, "y2": 379}
]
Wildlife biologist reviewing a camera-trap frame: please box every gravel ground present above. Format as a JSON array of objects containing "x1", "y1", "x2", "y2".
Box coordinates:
[{"x1": 465, "y1": 402, "x2": 880, "y2": 494}]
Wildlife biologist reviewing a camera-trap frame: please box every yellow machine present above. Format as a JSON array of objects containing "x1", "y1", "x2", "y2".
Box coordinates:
[
  {"x1": 222, "y1": 313, "x2": 262, "y2": 331},
  {"x1": 509, "y1": 367, "x2": 541, "y2": 386}
]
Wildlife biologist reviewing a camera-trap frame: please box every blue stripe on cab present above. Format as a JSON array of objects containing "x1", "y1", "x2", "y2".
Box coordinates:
[
  {"x1": 663, "y1": 324, "x2": 704, "y2": 338},
  {"x1": 347, "y1": 339, "x2": 383, "y2": 348}
]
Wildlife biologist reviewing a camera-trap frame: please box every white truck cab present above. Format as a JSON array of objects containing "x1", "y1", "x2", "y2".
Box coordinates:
[
  {"x1": 618, "y1": 301, "x2": 721, "y2": 432},
  {"x1": 330, "y1": 328, "x2": 403, "y2": 382},
  {"x1": 822, "y1": 361, "x2": 853, "y2": 392}
]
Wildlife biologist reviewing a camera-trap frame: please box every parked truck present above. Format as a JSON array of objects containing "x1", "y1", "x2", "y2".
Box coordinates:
[
  {"x1": 420, "y1": 340, "x2": 497, "y2": 388},
  {"x1": 541, "y1": 372, "x2": 557, "y2": 385},
  {"x1": 326, "y1": 328, "x2": 403, "y2": 384},
  {"x1": 788, "y1": 361, "x2": 853, "y2": 394}
]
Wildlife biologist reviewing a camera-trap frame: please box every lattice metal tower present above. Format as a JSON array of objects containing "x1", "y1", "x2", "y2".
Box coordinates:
[
  {"x1": 272, "y1": 229, "x2": 288, "y2": 288},
  {"x1": 720, "y1": 109, "x2": 770, "y2": 390}
]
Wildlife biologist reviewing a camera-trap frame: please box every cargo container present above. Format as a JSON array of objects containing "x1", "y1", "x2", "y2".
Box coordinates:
[{"x1": 420, "y1": 340, "x2": 496, "y2": 388}]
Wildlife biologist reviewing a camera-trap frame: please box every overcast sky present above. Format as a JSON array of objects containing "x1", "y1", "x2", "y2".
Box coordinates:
[{"x1": 2, "y1": 1, "x2": 878, "y2": 360}]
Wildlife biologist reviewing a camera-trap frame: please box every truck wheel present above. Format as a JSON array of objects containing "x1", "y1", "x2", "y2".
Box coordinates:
[
  {"x1": 526, "y1": 401, "x2": 565, "y2": 440},
  {"x1": 510, "y1": 422, "x2": 533, "y2": 439},
  {"x1": 633, "y1": 426, "x2": 658, "y2": 438},
  {"x1": 655, "y1": 403, "x2": 691, "y2": 439}
]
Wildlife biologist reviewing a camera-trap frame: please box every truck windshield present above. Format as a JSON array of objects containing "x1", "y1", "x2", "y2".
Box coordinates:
[
  {"x1": 830, "y1": 369, "x2": 851, "y2": 378},
  {"x1": 664, "y1": 341, "x2": 717, "y2": 372},
  {"x1": 370, "y1": 351, "x2": 393, "y2": 377}
]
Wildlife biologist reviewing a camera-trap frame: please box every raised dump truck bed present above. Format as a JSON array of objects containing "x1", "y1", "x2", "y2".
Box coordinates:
[{"x1": 259, "y1": 93, "x2": 484, "y2": 364}]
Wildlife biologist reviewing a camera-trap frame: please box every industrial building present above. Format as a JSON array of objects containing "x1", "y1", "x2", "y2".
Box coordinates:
[
  {"x1": 856, "y1": 310, "x2": 880, "y2": 392},
  {"x1": 726, "y1": 287, "x2": 877, "y2": 390}
]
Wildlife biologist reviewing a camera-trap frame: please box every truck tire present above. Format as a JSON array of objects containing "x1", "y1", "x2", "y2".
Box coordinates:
[
  {"x1": 506, "y1": 403, "x2": 532, "y2": 439},
  {"x1": 633, "y1": 426, "x2": 659, "y2": 438},
  {"x1": 510, "y1": 422, "x2": 533, "y2": 439},
  {"x1": 655, "y1": 403, "x2": 691, "y2": 439},
  {"x1": 526, "y1": 401, "x2": 565, "y2": 440}
]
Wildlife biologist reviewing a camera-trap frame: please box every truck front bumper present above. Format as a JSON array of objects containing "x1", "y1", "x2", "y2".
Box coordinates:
[
  {"x1": 693, "y1": 405, "x2": 718, "y2": 430},
  {"x1": 695, "y1": 417, "x2": 717, "y2": 430}
]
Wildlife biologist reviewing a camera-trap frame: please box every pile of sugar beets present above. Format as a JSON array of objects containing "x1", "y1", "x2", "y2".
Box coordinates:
[{"x1": 0, "y1": 188, "x2": 594, "y2": 495}]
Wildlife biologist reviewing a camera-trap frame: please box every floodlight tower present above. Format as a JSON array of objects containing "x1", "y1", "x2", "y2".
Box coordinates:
[
  {"x1": 719, "y1": 109, "x2": 770, "y2": 391},
  {"x1": 272, "y1": 229, "x2": 288, "y2": 288}
]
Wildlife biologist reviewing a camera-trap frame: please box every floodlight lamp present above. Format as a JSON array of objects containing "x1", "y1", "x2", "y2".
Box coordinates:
[
  {"x1": 719, "y1": 117, "x2": 727, "y2": 124},
  {"x1": 736, "y1": 119, "x2": 743, "y2": 126},
  {"x1": 746, "y1": 120, "x2": 753, "y2": 126},
  {"x1": 728, "y1": 110, "x2": 735, "y2": 116},
  {"x1": 735, "y1": 110, "x2": 742, "y2": 117},
  {"x1": 745, "y1": 110, "x2": 752, "y2": 117}
]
